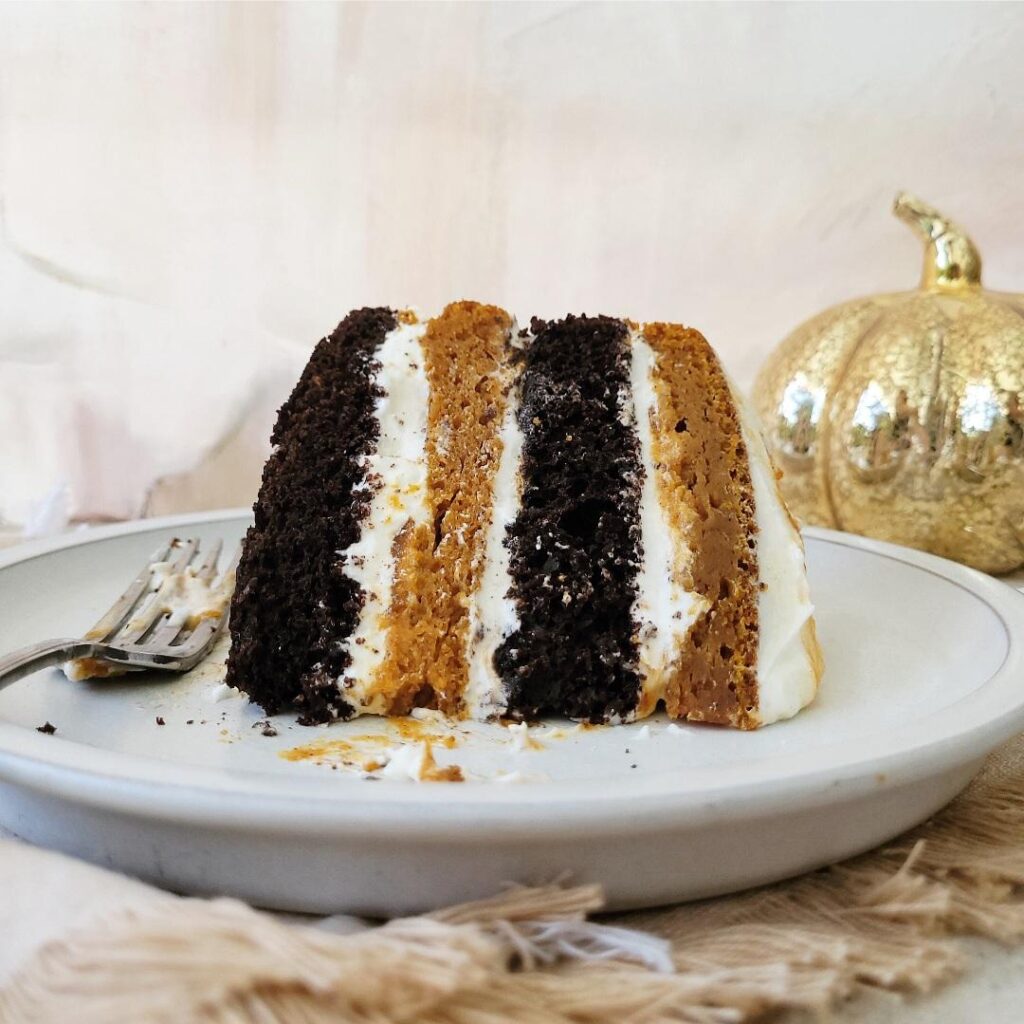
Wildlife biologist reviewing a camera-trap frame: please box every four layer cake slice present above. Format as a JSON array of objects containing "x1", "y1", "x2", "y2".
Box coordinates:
[{"x1": 226, "y1": 302, "x2": 823, "y2": 727}]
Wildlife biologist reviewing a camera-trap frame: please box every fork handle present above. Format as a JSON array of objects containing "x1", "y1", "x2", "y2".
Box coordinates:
[{"x1": 0, "y1": 639, "x2": 97, "y2": 690}]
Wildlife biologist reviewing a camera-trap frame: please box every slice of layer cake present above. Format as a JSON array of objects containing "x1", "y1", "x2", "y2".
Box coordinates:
[{"x1": 226, "y1": 301, "x2": 823, "y2": 728}]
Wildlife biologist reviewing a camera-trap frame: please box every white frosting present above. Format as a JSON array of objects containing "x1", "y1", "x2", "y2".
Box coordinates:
[
  {"x1": 464, "y1": 347, "x2": 523, "y2": 718},
  {"x1": 139, "y1": 559, "x2": 230, "y2": 631},
  {"x1": 505, "y1": 720, "x2": 534, "y2": 753},
  {"x1": 494, "y1": 770, "x2": 551, "y2": 784},
  {"x1": 335, "y1": 319, "x2": 430, "y2": 713},
  {"x1": 207, "y1": 682, "x2": 241, "y2": 703},
  {"x1": 629, "y1": 332, "x2": 707, "y2": 710},
  {"x1": 409, "y1": 706, "x2": 447, "y2": 724},
  {"x1": 735, "y1": 391, "x2": 819, "y2": 724},
  {"x1": 377, "y1": 741, "x2": 430, "y2": 781}
]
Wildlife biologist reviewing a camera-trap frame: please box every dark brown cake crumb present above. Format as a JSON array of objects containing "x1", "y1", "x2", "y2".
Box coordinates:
[
  {"x1": 497, "y1": 314, "x2": 644, "y2": 722},
  {"x1": 36, "y1": 721, "x2": 56, "y2": 735},
  {"x1": 226, "y1": 307, "x2": 397, "y2": 724},
  {"x1": 252, "y1": 720, "x2": 278, "y2": 737},
  {"x1": 155, "y1": 716, "x2": 165, "y2": 726}
]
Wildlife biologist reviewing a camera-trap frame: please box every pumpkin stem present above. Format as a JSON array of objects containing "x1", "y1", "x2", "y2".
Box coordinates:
[{"x1": 893, "y1": 192, "x2": 982, "y2": 291}]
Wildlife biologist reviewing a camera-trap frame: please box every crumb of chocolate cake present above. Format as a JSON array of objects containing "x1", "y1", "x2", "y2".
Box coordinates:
[
  {"x1": 497, "y1": 314, "x2": 643, "y2": 722},
  {"x1": 253, "y1": 720, "x2": 279, "y2": 737},
  {"x1": 36, "y1": 721, "x2": 56, "y2": 735},
  {"x1": 155, "y1": 716, "x2": 165, "y2": 726},
  {"x1": 225, "y1": 306, "x2": 397, "y2": 723}
]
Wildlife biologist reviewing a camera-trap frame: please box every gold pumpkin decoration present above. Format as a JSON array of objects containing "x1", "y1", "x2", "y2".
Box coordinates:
[{"x1": 753, "y1": 193, "x2": 1024, "y2": 573}]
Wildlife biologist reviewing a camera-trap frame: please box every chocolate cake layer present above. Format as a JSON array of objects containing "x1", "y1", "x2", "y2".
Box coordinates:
[
  {"x1": 643, "y1": 322, "x2": 760, "y2": 728},
  {"x1": 496, "y1": 315, "x2": 644, "y2": 722},
  {"x1": 226, "y1": 307, "x2": 396, "y2": 722}
]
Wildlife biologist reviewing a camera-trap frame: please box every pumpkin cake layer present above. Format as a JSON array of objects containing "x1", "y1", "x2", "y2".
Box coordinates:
[
  {"x1": 370, "y1": 301, "x2": 514, "y2": 716},
  {"x1": 228, "y1": 305, "x2": 823, "y2": 728},
  {"x1": 640, "y1": 322, "x2": 760, "y2": 728}
]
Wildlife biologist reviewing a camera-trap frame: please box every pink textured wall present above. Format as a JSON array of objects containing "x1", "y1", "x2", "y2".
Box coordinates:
[{"x1": 2, "y1": 2, "x2": 1022, "y2": 527}]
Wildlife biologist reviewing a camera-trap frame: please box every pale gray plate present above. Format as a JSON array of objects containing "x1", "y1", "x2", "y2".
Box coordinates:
[{"x1": 1, "y1": 511, "x2": 1022, "y2": 914}]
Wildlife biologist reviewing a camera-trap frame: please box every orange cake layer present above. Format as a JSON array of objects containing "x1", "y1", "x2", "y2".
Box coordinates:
[
  {"x1": 370, "y1": 301, "x2": 513, "y2": 715},
  {"x1": 642, "y1": 322, "x2": 760, "y2": 728}
]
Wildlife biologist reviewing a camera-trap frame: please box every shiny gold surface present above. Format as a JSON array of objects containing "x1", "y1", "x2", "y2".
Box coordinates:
[
  {"x1": 893, "y1": 192, "x2": 982, "y2": 291},
  {"x1": 753, "y1": 193, "x2": 1024, "y2": 573}
]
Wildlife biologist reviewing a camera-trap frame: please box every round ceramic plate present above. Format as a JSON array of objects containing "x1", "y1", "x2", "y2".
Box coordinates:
[{"x1": 0, "y1": 511, "x2": 1022, "y2": 915}]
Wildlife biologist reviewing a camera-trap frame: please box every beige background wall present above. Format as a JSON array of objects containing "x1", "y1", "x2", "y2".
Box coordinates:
[{"x1": 1, "y1": 1, "x2": 1022, "y2": 527}]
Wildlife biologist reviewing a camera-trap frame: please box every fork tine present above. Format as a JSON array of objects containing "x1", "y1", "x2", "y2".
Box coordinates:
[
  {"x1": 112, "y1": 539, "x2": 201, "y2": 646},
  {"x1": 194, "y1": 538, "x2": 223, "y2": 582},
  {"x1": 84, "y1": 540, "x2": 174, "y2": 643},
  {"x1": 168, "y1": 616, "x2": 227, "y2": 667},
  {"x1": 166, "y1": 537, "x2": 200, "y2": 574},
  {"x1": 133, "y1": 539, "x2": 228, "y2": 651},
  {"x1": 117, "y1": 578, "x2": 179, "y2": 645},
  {"x1": 65, "y1": 535, "x2": 235, "y2": 678},
  {"x1": 146, "y1": 612, "x2": 187, "y2": 650}
]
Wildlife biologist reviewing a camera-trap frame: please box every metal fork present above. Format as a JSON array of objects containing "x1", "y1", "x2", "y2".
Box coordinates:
[{"x1": 0, "y1": 537, "x2": 238, "y2": 690}]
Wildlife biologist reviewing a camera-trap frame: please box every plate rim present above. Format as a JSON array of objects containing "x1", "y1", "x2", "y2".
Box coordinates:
[{"x1": 1, "y1": 511, "x2": 1022, "y2": 839}]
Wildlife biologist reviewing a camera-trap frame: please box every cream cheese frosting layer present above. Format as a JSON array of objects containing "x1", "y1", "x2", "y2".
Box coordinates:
[
  {"x1": 735, "y1": 390, "x2": 821, "y2": 724},
  {"x1": 464, "y1": 331, "x2": 525, "y2": 718},
  {"x1": 628, "y1": 330, "x2": 707, "y2": 713},
  {"x1": 336, "y1": 318, "x2": 430, "y2": 711}
]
